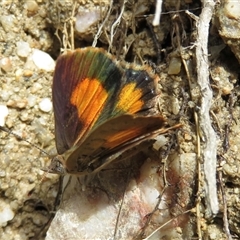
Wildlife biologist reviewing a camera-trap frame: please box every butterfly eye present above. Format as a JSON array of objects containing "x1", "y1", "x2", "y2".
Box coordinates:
[
  {"x1": 45, "y1": 156, "x2": 66, "y2": 175},
  {"x1": 55, "y1": 164, "x2": 65, "y2": 175}
]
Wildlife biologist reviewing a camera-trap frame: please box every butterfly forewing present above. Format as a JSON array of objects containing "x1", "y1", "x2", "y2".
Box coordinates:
[
  {"x1": 53, "y1": 48, "x2": 122, "y2": 154},
  {"x1": 53, "y1": 47, "x2": 158, "y2": 154}
]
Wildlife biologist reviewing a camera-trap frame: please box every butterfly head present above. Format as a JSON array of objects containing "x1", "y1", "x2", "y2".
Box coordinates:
[{"x1": 43, "y1": 155, "x2": 67, "y2": 175}]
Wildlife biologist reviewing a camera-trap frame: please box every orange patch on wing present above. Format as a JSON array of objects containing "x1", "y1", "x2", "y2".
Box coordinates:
[
  {"x1": 116, "y1": 83, "x2": 144, "y2": 113},
  {"x1": 70, "y1": 78, "x2": 108, "y2": 128},
  {"x1": 104, "y1": 126, "x2": 146, "y2": 149}
]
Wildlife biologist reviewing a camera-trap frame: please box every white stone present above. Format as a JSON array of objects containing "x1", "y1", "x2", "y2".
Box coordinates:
[
  {"x1": 39, "y1": 98, "x2": 52, "y2": 112},
  {"x1": 27, "y1": 95, "x2": 37, "y2": 108},
  {"x1": 0, "y1": 90, "x2": 10, "y2": 101},
  {"x1": 0, "y1": 15, "x2": 15, "y2": 32},
  {"x1": 16, "y1": 41, "x2": 31, "y2": 57},
  {"x1": 172, "y1": 97, "x2": 180, "y2": 115},
  {"x1": 225, "y1": 1, "x2": 240, "y2": 19},
  {"x1": 32, "y1": 49, "x2": 55, "y2": 72},
  {"x1": 75, "y1": 7, "x2": 101, "y2": 33},
  {"x1": 0, "y1": 201, "x2": 15, "y2": 226},
  {"x1": 153, "y1": 135, "x2": 167, "y2": 151},
  {"x1": 0, "y1": 105, "x2": 9, "y2": 126}
]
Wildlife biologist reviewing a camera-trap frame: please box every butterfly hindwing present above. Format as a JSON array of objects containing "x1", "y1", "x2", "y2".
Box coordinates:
[{"x1": 63, "y1": 114, "x2": 166, "y2": 173}]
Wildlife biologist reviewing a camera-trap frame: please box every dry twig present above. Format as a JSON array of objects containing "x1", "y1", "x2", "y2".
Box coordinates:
[{"x1": 195, "y1": 0, "x2": 218, "y2": 217}]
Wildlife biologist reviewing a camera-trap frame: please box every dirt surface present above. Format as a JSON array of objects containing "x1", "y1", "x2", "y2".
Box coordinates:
[{"x1": 0, "y1": 0, "x2": 239, "y2": 239}]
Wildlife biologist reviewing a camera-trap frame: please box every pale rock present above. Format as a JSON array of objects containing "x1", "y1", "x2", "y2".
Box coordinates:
[
  {"x1": 0, "y1": 105, "x2": 9, "y2": 126},
  {"x1": 0, "y1": 200, "x2": 15, "y2": 227},
  {"x1": 39, "y1": 98, "x2": 52, "y2": 112},
  {"x1": 32, "y1": 49, "x2": 55, "y2": 72},
  {"x1": 16, "y1": 41, "x2": 31, "y2": 58}
]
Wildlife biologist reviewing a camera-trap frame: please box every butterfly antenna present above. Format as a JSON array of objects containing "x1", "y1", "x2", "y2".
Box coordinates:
[{"x1": 0, "y1": 125, "x2": 50, "y2": 156}]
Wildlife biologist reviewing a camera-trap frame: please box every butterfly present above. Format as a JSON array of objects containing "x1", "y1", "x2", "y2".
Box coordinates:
[{"x1": 46, "y1": 47, "x2": 180, "y2": 176}]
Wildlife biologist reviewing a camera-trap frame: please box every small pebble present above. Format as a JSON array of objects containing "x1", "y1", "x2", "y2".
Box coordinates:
[
  {"x1": 17, "y1": 99, "x2": 28, "y2": 109},
  {"x1": 7, "y1": 99, "x2": 28, "y2": 109},
  {"x1": 168, "y1": 57, "x2": 182, "y2": 75},
  {"x1": 0, "y1": 15, "x2": 15, "y2": 32},
  {"x1": 32, "y1": 49, "x2": 55, "y2": 72},
  {"x1": 184, "y1": 133, "x2": 192, "y2": 141},
  {"x1": 0, "y1": 105, "x2": 9, "y2": 126},
  {"x1": 27, "y1": 95, "x2": 37, "y2": 108},
  {"x1": 25, "y1": 0, "x2": 38, "y2": 14},
  {"x1": 39, "y1": 7, "x2": 47, "y2": 18},
  {"x1": 75, "y1": 8, "x2": 101, "y2": 33},
  {"x1": 16, "y1": 41, "x2": 31, "y2": 58},
  {"x1": 0, "y1": 57, "x2": 12, "y2": 72},
  {"x1": 20, "y1": 112, "x2": 30, "y2": 122},
  {"x1": 31, "y1": 82, "x2": 42, "y2": 93},
  {"x1": 15, "y1": 69, "x2": 23, "y2": 80},
  {"x1": 0, "y1": 201, "x2": 15, "y2": 227},
  {"x1": 0, "y1": 170, "x2": 6, "y2": 177},
  {"x1": 0, "y1": 90, "x2": 10, "y2": 101},
  {"x1": 171, "y1": 97, "x2": 180, "y2": 115},
  {"x1": 153, "y1": 135, "x2": 167, "y2": 151},
  {"x1": 39, "y1": 98, "x2": 52, "y2": 112},
  {"x1": 23, "y1": 69, "x2": 33, "y2": 77}
]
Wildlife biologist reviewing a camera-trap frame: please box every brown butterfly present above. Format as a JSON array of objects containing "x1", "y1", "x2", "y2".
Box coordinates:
[{"x1": 46, "y1": 47, "x2": 181, "y2": 176}]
